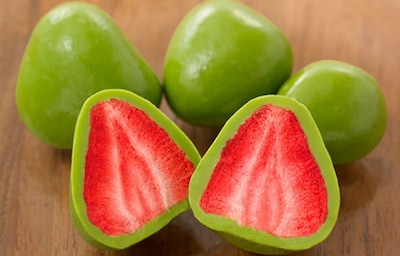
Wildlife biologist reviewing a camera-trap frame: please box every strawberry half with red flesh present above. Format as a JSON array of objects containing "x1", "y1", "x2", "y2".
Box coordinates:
[
  {"x1": 189, "y1": 95, "x2": 340, "y2": 255},
  {"x1": 70, "y1": 89, "x2": 201, "y2": 250}
]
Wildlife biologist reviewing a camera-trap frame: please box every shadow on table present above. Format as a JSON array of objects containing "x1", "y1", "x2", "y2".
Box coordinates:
[
  {"x1": 120, "y1": 210, "x2": 227, "y2": 256},
  {"x1": 335, "y1": 160, "x2": 380, "y2": 215}
]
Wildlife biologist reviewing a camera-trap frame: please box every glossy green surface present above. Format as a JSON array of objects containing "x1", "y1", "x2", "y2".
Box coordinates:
[
  {"x1": 163, "y1": 0, "x2": 293, "y2": 127},
  {"x1": 278, "y1": 60, "x2": 387, "y2": 164},
  {"x1": 16, "y1": 2, "x2": 162, "y2": 149},
  {"x1": 70, "y1": 89, "x2": 200, "y2": 250},
  {"x1": 189, "y1": 95, "x2": 340, "y2": 255}
]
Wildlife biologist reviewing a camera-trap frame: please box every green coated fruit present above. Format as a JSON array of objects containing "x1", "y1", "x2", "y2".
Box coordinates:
[
  {"x1": 278, "y1": 60, "x2": 387, "y2": 164},
  {"x1": 16, "y1": 2, "x2": 162, "y2": 149},
  {"x1": 70, "y1": 89, "x2": 200, "y2": 249},
  {"x1": 189, "y1": 95, "x2": 340, "y2": 255},
  {"x1": 163, "y1": 0, "x2": 293, "y2": 127}
]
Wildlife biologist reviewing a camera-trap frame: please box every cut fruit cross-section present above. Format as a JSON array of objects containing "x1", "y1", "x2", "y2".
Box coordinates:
[
  {"x1": 200, "y1": 104, "x2": 328, "y2": 238},
  {"x1": 189, "y1": 95, "x2": 340, "y2": 255},
  {"x1": 70, "y1": 89, "x2": 200, "y2": 250}
]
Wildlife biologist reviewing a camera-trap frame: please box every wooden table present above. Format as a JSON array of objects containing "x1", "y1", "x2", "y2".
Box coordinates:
[{"x1": 1, "y1": 0, "x2": 399, "y2": 255}]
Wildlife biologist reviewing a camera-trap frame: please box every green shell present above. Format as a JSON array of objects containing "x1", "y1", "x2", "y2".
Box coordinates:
[
  {"x1": 16, "y1": 2, "x2": 162, "y2": 149},
  {"x1": 70, "y1": 89, "x2": 200, "y2": 250},
  {"x1": 278, "y1": 60, "x2": 387, "y2": 164},
  {"x1": 189, "y1": 95, "x2": 340, "y2": 255},
  {"x1": 163, "y1": 0, "x2": 293, "y2": 127}
]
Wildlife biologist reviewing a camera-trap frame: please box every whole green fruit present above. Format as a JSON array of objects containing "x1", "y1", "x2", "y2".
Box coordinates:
[
  {"x1": 163, "y1": 0, "x2": 293, "y2": 127},
  {"x1": 16, "y1": 2, "x2": 162, "y2": 149},
  {"x1": 278, "y1": 60, "x2": 387, "y2": 164}
]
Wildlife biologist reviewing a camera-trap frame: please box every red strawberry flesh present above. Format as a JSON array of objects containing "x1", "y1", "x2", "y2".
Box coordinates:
[
  {"x1": 200, "y1": 104, "x2": 328, "y2": 237},
  {"x1": 84, "y1": 99, "x2": 195, "y2": 235}
]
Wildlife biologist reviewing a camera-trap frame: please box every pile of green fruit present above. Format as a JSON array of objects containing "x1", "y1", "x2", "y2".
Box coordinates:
[{"x1": 15, "y1": 0, "x2": 387, "y2": 255}]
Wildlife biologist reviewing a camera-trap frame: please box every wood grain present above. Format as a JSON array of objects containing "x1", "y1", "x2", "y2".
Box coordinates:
[{"x1": 1, "y1": 0, "x2": 399, "y2": 255}]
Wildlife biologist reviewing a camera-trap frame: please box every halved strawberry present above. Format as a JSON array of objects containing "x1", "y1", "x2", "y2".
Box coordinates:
[
  {"x1": 189, "y1": 95, "x2": 340, "y2": 255},
  {"x1": 70, "y1": 89, "x2": 200, "y2": 250}
]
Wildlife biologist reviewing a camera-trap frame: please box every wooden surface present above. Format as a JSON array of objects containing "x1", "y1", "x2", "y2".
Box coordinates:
[{"x1": 1, "y1": 0, "x2": 399, "y2": 255}]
